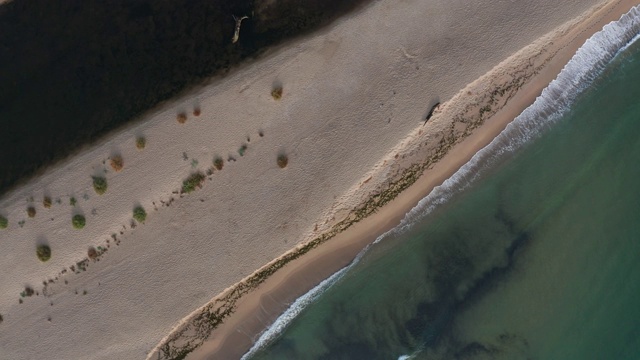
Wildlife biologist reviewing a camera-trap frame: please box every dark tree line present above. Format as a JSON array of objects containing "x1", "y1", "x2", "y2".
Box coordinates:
[{"x1": 0, "y1": 0, "x2": 370, "y2": 195}]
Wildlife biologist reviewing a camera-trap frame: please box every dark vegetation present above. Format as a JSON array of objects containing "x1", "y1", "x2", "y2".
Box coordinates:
[
  {"x1": 181, "y1": 172, "x2": 206, "y2": 194},
  {"x1": 277, "y1": 154, "x2": 289, "y2": 168},
  {"x1": 72, "y1": 214, "x2": 86, "y2": 229},
  {"x1": 36, "y1": 244, "x2": 51, "y2": 262},
  {"x1": 92, "y1": 176, "x2": 108, "y2": 195},
  {"x1": 133, "y1": 206, "x2": 147, "y2": 223},
  {"x1": 27, "y1": 206, "x2": 36, "y2": 218},
  {"x1": 0, "y1": 215, "x2": 7, "y2": 229},
  {"x1": 0, "y1": 0, "x2": 372, "y2": 197}
]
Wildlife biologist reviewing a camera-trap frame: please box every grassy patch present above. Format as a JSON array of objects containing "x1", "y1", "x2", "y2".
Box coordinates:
[
  {"x1": 133, "y1": 206, "x2": 147, "y2": 223},
  {"x1": 43, "y1": 196, "x2": 52, "y2": 208},
  {"x1": 36, "y1": 244, "x2": 51, "y2": 262},
  {"x1": 136, "y1": 136, "x2": 146, "y2": 149},
  {"x1": 72, "y1": 214, "x2": 86, "y2": 229},
  {"x1": 277, "y1": 154, "x2": 288, "y2": 168},
  {"x1": 27, "y1": 206, "x2": 36, "y2": 218},
  {"x1": 110, "y1": 155, "x2": 124, "y2": 172},
  {"x1": 213, "y1": 157, "x2": 224, "y2": 171},
  {"x1": 92, "y1": 176, "x2": 108, "y2": 195},
  {"x1": 181, "y1": 172, "x2": 206, "y2": 194},
  {"x1": 0, "y1": 216, "x2": 7, "y2": 229}
]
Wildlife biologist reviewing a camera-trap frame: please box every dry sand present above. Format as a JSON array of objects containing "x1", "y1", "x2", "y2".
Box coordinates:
[{"x1": 0, "y1": 0, "x2": 633, "y2": 359}]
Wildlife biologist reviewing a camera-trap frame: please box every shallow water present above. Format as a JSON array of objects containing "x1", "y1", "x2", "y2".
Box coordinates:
[{"x1": 247, "y1": 10, "x2": 640, "y2": 360}]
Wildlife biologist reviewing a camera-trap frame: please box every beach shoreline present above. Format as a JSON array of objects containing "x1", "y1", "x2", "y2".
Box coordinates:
[{"x1": 154, "y1": 1, "x2": 640, "y2": 359}]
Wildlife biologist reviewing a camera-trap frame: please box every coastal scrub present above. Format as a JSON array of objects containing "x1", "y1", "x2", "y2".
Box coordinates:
[
  {"x1": 72, "y1": 214, "x2": 86, "y2": 229},
  {"x1": 181, "y1": 172, "x2": 206, "y2": 194},
  {"x1": 213, "y1": 157, "x2": 224, "y2": 171},
  {"x1": 133, "y1": 206, "x2": 147, "y2": 223},
  {"x1": 92, "y1": 176, "x2": 108, "y2": 195},
  {"x1": 36, "y1": 244, "x2": 51, "y2": 262},
  {"x1": 277, "y1": 154, "x2": 288, "y2": 168},
  {"x1": 110, "y1": 155, "x2": 124, "y2": 172},
  {"x1": 136, "y1": 136, "x2": 146, "y2": 149}
]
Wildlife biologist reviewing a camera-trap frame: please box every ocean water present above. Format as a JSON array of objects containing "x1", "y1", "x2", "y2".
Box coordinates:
[{"x1": 244, "y1": 7, "x2": 640, "y2": 360}]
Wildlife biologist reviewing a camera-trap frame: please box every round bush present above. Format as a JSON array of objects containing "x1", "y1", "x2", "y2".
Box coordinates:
[
  {"x1": 92, "y1": 176, "x2": 108, "y2": 195},
  {"x1": 110, "y1": 155, "x2": 124, "y2": 172},
  {"x1": 133, "y1": 206, "x2": 147, "y2": 223},
  {"x1": 277, "y1": 154, "x2": 288, "y2": 169},
  {"x1": 136, "y1": 136, "x2": 146, "y2": 150},
  {"x1": 36, "y1": 244, "x2": 51, "y2": 262},
  {"x1": 271, "y1": 86, "x2": 283, "y2": 100},
  {"x1": 72, "y1": 214, "x2": 86, "y2": 229}
]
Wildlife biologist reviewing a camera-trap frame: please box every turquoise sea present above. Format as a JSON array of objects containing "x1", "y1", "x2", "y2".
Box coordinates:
[{"x1": 245, "y1": 7, "x2": 640, "y2": 360}]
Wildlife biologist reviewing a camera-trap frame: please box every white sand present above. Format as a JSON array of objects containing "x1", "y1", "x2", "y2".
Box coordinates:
[{"x1": 0, "y1": 0, "x2": 618, "y2": 358}]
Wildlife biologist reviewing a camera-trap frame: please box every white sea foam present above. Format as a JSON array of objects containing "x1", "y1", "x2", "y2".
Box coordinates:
[{"x1": 241, "y1": 5, "x2": 640, "y2": 359}]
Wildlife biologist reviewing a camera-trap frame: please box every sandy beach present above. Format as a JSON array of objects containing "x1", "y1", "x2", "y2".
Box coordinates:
[{"x1": 0, "y1": 0, "x2": 636, "y2": 359}]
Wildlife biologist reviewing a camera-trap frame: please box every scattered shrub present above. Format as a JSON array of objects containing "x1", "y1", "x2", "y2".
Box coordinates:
[
  {"x1": 277, "y1": 154, "x2": 289, "y2": 168},
  {"x1": 23, "y1": 286, "x2": 35, "y2": 297},
  {"x1": 136, "y1": 136, "x2": 146, "y2": 149},
  {"x1": 72, "y1": 214, "x2": 86, "y2": 229},
  {"x1": 238, "y1": 144, "x2": 247, "y2": 156},
  {"x1": 177, "y1": 112, "x2": 187, "y2": 124},
  {"x1": 43, "y1": 196, "x2": 52, "y2": 208},
  {"x1": 181, "y1": 172, "x2": 206, "y2": 194},
  {"x1": 213, "y1": 157, "x2": 224, "y2": 171},
  {"x1": 36, "y1": 245, "x2": 51, "y2": 262},
  {"x1": 92, "y1": 176, "x2": 108, "y2": 195},
  {"x1": 87, "y1": 247, "x2": 98, "y2": 260},
  {"x1": 70, "y1": 197, "x2": 77, "y2": 206},
  {"x1": 271, "y1": 86, "x2": 283, "y2": 100},
  {"x1": 0, "y1": 216, "x2": 7, "y2": 229},
  {"x1": 193, "y1": 107, "x2": 201, "y2": 117},
  {"x1": 110, "y1": 155, "x2": 124, "y2": 172},
  {"x1": 27, "y1": 206, "x2": 36, "y2": 218},
  {"x1": 133, "y1": 206, "x2": 147, "y2": 223},
  {"x1": 259, "y1": 130, "x2": 264, "y2": 137}
]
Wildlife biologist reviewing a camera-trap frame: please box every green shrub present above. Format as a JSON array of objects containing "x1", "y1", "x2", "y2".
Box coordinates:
[
  {"x1": 70, "y1": 197, "x2": 77, "y2": 206},
  {"x1": 181, "y1": 172, "x2": 205, "y2": 194},
  {"x1": 36, "y1": 244, "x2": 51, "y2": 262},
  {"x1": 92, "y1": 176, "x2": 108, "y2": 195},
  {"x1": 0, "y1": 216, "x2": 7, "y2": 229},
  {"x1": 277, "y1": 154, "x2": 289, "y2": 168},
  {"x1": 72, "y1": 214, "x2": 86, "y2": 229},
  {"x1": 271, "y1": 86, "x2": 283, "y2": 100},
  {"x1": 213, "y1": 157, "x2": 224, "y2": 171},
  {"x1": 136, "y1": 136, "x2": 146, "y2": 149},
  {"x1": 133, "y1": 206, "x2": 147, "y2": 223}
]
